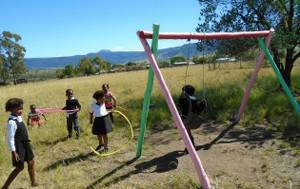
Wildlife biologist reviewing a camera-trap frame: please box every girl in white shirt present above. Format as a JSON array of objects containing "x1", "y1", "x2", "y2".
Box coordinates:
[
  {"x1": 2, "y1": 98, "x2": 38, "y2": 189},
  {"x1": 90, "y1": 90, "x2": 113, "y2": 151}
]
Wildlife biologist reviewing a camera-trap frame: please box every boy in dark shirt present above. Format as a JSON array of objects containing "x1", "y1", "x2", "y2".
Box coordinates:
[{"x1": 63, "y1": 89, "x2": 81, "y2": 139}]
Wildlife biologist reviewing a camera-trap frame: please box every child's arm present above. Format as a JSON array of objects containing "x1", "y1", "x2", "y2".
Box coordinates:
[
  {"x1": 12, "y1": 151, "x2": 20, "y2": 162},
  {"x1": 42, "y1": 113, "x2": 47, "y2": 121},
  {"x1": 77, "y1": 99, "x2": 81, "y2": 111},
  {"x1": 89, "y1": 103, "x2": 94, "y2": 124},
  {"x1": 112, "y1": 95, "x2": 117, "y2": 107},
  {"x1": 89, "y1": 113, "x2": 93, "y2": 124},
  {"x1": 7, "y1": 121, "x2": 20, "y2": 161},
  {"x1": 27, "y1": 115, "x2": 30, "y2": 126},
  {"x1": 62, "y1": 100, "x2": 67, "y2": 110}
]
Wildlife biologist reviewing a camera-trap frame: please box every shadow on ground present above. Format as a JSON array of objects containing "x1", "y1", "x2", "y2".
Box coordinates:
[
  {"x1": 43, "y1": 151, "x2": 94, "y2": 171},
  {"x1": 39, "y1": 136, "x2": 69, "y2": 147},
  {"x1": 196, "y1": 123, "x2": 274, "y2": 150},
  {"x1": 86, "y1": 151, "x2": 184, "y2": 189}
]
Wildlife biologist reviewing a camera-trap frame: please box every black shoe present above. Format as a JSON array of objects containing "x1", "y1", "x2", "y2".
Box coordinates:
[
  {"x1": 103, "y1": 147, "x2": 108, "y2": 152},
  {"x1": 95, "y1": 145, "x2": 103, "y2": 151}
]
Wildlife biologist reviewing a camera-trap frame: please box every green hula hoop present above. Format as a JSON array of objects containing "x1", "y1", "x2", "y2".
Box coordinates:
[{"x1": 90, "y1": 110, "x2": 134, "y2": 157}]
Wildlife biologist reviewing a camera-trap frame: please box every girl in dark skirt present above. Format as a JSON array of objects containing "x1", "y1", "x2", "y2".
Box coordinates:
[
  {"x1": 90, "y1": 90, "x2": 112, "y2": 151},
  {"x1": 2, "y1": 98, "x2": 38, "y2": 189}
]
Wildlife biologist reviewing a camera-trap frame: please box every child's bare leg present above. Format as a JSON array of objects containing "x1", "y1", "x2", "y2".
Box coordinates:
[
  {"x1": 187, "y1": 129, "x2": 195, "y2": 147},
  {"x1": 28, "y1": 160, "x2": 38, "y2": 186},
  {"x1": 97, "y1": 135, "x2": 103, "y2": 146},
  {"x1": 1, "y1": 164, "x2": 24, "y2": 189},
  {"x1": 103, "y1": 134, "x2": 108, "y2": 149}
]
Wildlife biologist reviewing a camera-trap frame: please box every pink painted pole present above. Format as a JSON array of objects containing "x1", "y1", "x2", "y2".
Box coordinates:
[
  {"x1": 138, "y1": 33, "x2": 211, "y2": 189},
  {"x1": 36, "y1": 108, "x2": 79, "y2": 113},
  {"x1": 138, "y1": 30, "x2": 271, "y2": 40},
  {"x1": 235, "y1": 29, "x2": 274, "y2": 121}
]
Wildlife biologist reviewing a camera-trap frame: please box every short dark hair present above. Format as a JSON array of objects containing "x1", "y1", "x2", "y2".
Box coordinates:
[
  {"x1": 30, "y1": 104, "x2": 36, "y2": 109},
  {"x1": 102, "y1": 83, "x2": 109, "y2": 90},
  {"x1": 182, "y1": 85, "x2": 195, "y2": 96},
  {"x1": 93, "y1": 90, "x2": 105, "y2": 100},
  {"x1": 5, "y1": 98, "x2": 24, "y2": 112},
  {"x1": 66, "y1": 89, "x2": 73, "y2": 95}
]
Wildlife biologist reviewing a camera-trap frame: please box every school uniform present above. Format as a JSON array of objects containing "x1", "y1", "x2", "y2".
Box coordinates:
[
  {"x1": 90, "y1": 102, "x2": 112, "y2": 135},
  {"x1": 6, "y1": 115, "x2": 34, "y2": 166},
  {"x1": 64, "y1": 97, "x2": 81, "y2": 138},
  {"x1": 178, "y1": 95, "x2": 198, "y2": 147},
  {"x1": 178, "y1": 95, "x2": 198, "y2": 120}
]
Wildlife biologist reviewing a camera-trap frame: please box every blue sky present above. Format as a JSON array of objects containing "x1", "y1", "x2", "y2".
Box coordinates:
[{"x1": 0, "y1": 0, "x2": 200, "y2": 58}]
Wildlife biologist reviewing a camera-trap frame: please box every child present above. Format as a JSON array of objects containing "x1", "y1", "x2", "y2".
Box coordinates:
[
  {"x1": 102, "y1": 83, "x2": 117, "y2": 123},
  {"x1": 90, "y1": 90, "x2": 113, "y2": 151},
  {"x1": 178, "y1": 85, "x2": 205, "y2": 153},
  {"x1": 27, "y1": 104, "x2": 47, "y2": 127},
  {"x1": 2, "y1": 98, "x2": 38, "y2": 189},
  {"x1": 63, "y1": 89, "x2": 81, "y2": 139}
]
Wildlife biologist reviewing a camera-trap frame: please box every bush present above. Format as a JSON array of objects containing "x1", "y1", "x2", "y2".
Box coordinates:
[{"x1": 193, "y1": 56, "x2": 208, "y2": 64}]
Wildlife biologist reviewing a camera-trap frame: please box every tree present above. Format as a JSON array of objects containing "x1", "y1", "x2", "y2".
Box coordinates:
[
  {"x1": 170, "y1": 56, "x2": 186, "y2": 64},
  {"x1": 197, "y1": 0, "x2": 300, "y2": 87},
  {"x1": 56, "y1": 69, "x2": 65, "y2": 79},
  {"x1": 78, "y1": 58, "x2": 95, "y2": 75},
  {"x1": 0, "y1": 31, "x2": 27, "y2": 83},
  {"x1": 125, "y1": 61, "x2": 136, "y2": 67},
  {"x1": 63, "y1": 65, "x2": 75, "y2": 77},
  {"x1": 193, "y1": 56, "x2": 208, "y2": 64},
  {"x1": 0, "y1": 55, "x2": 9, "y2": 82},
  {"x1": 159, "y1": 60, "x2": 171, "y2": 67},
  {"x1": 78, "y1": 57, "x2": 110, "y2": 75},
  {"x1": 93, "y1": 56, "x2": 111, "y2": 72},
  {"x1": 78, "y1": 58, "x2": 92, "y2": 75}
]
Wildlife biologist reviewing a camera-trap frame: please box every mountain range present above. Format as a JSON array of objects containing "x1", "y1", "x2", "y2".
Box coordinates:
[{"x1": 24, "y1": 43, "x2": 211, "y2": 69}]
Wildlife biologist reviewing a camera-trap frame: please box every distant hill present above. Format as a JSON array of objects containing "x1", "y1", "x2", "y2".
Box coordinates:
[{"x1": 24, "y1": 43, "x2": 214, "y2": 69}]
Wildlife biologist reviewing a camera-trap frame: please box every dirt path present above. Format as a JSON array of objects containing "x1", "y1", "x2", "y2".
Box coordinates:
[{"x1": 99, "y1": 123, "x2": 300, "y2": 188}]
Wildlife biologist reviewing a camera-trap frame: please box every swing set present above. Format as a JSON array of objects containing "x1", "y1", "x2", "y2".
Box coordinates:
[{"x1": 135, "y1": 24, "x2": 300, "y2": 189}]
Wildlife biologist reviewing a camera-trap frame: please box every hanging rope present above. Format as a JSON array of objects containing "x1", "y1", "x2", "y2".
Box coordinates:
[
  {"x1": 184, "y1": 38, "x2": 192, "y2": 85},
  {"x1": 200, "y1": 39, "x2": 208, "y2": 111},
  {"x1": 183, "y1": 37, "x2": 208, "y2": 112},
  {"x1": 202, "y1": 40, "x2": 206, "y2": 100}
]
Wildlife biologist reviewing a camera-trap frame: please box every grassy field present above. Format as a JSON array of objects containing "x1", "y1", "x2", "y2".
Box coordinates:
[{"x1": 0, "y1": 63, "x2": 299, "y2": 188}]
